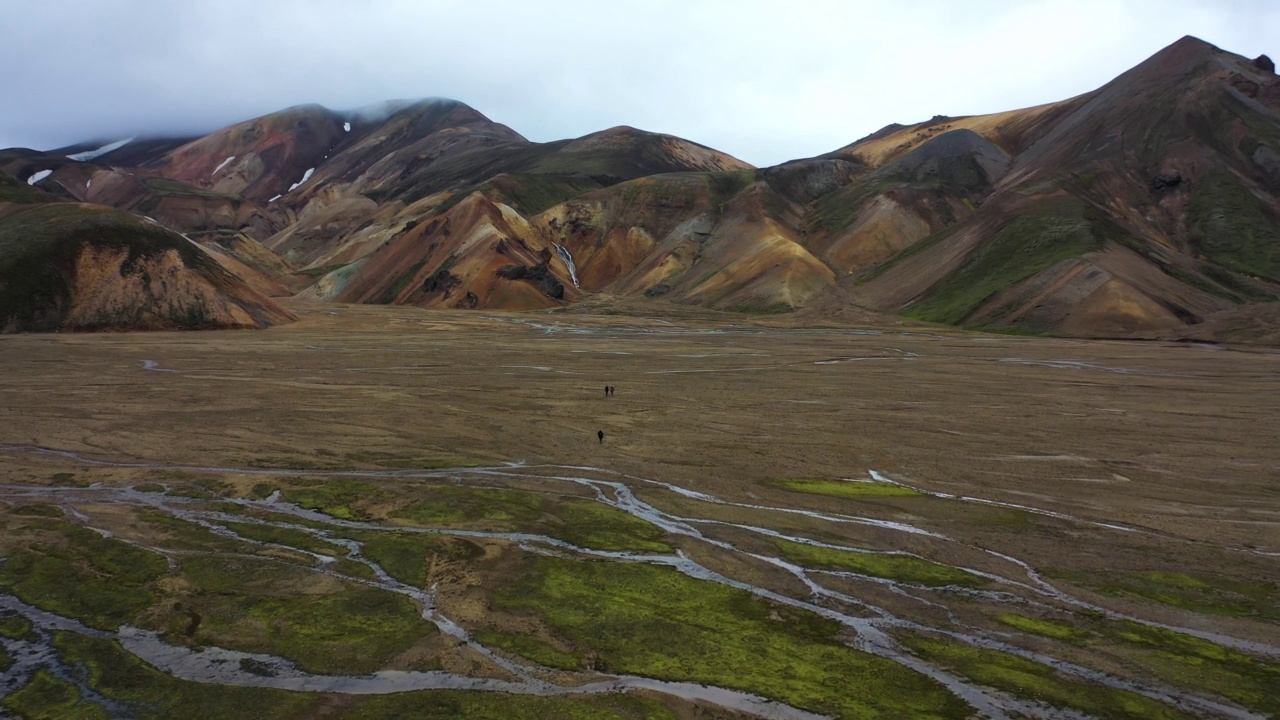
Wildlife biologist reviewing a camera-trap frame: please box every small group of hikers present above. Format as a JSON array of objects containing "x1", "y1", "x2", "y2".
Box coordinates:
[{"x1": 598, "y1": 385, "x2": 616, "y2": 443}]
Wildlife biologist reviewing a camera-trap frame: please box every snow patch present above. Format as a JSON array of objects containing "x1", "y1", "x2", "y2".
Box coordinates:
[
  {"x1": 287, "y1": 168, "x2": 315, "y2": 193},
  {"x1": 66, "y1": 136, "x2": 134, "y2": 162},
  {"x1": 86, "y1": 178, "x2": 92, "y2": 189},
  {"x1": 268, "y1": 194, "x2": 282, "y2": 203},
  {"x1": 212, "y1": 155, "x2": 236, "y2": 175},
  {"x1": 27, "y1": 170, "x2": 52, "y2": 185},
  {"x1": 343, "y1": 122, "x2": 351, "y2": 132}
]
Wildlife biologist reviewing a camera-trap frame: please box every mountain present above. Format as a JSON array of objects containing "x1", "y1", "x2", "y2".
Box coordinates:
[
  {"x1": 3, "y1": 35, "x2": 1278, "y2": 339},
  {"x1": 0, "y1": 198, "x2": 295, "y2": 332},
  {"x1": 826, "y1": 37, "x2": 1280, "y2": 337}
]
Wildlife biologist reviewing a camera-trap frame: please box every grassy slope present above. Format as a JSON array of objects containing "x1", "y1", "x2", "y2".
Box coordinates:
[
  {"x1": 495, "y1": 556, "x2": 971, "y2": 719},
  {"x1": 901, "y1": 196, "x2": 1107, "y2": 326},
  {"x1": 0, "y1": 203, "x2": 220, "y2": 330}
]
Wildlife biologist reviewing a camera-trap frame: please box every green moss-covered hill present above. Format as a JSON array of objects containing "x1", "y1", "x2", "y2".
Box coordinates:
[{"x1": 0, "y1": 202, "x2": 295, "y2": 333}]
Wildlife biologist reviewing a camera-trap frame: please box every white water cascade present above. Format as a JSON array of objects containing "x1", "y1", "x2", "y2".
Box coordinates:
[{"x1": 553, "y1": 243, "x2": 580, "y2": 288}]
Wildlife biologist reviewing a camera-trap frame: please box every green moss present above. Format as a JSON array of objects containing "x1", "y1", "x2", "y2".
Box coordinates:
[
  {"x1": 249, "y1": 482, "x2": 276, "y2": 499},
  {"x1": 392, "y1": 488, "x2": 672, "y2": 553},
  {"x1": 551, "y1": 501, "x2": 671, "y2": 553},
  {"x1": 770, "y1": 477, "x2": 922, "y2": 499},
  {"x1": 173, "y1": 555, "x2": 435, "y2": 674},
  {"x1": 495, "y1": 556, "x2": 971, "y2": 719},
  {"x1": 329, "y1": 558, "x2": 379, "y2": 580},
  {"x1": 1098, "y1": 620, "x2": 1280, "y2": 716},
  {"x1": 352, "y1": 532, "x2": 484, "y2": 587},
  {"x1": 1187, "y1": 173, "x2": 1280, "y2": 283},
  {"x1": 141, "y1": 176, "x2": 243, "y2": 202},
  {"x1": 0, "y1": 203, "x2": 219, "y2": 331},
  {"x1": 475, "y1": 629, "x2": 581, "y2": 670},
  {"x1": 704, "y1": 170, "x2": 756, "y2": 209},
  {"x1": 220, "y1": 521, "x2": 345, "y2": 557},
  {"x1": 1051, "y1": 568, "x2": 1279, "y2": 622},
  {"x1": 996, "y1": 613, "x2": 1086, "y2": 642},
  {"x1": 0, "y1": 172, "x2": 59, "y2": 204},
  {"x1": 0, "y1": 520, "x2": 167, "y2": 630},
  {"x1": 1, "y1": 669, "x2": 109, "y2": 720},
  {"x1": 904, "y1": 197, "x2": 1107, "y2": 326},
  {"x1": 381, "y1": 259, "x2": 428, "y2": 303},
  {"x1": 394, "y1": 487, "x2": 544, "y2": 526},
  {"x1": 134, "y1": 508, "x2": 247, "y2": 553},
  {"x1": 903, "y1": 635, "x2": 1191, "y2": 719},
  {"x1": 770, "y1": 537, "x2": 986, "y2": 588},
  {"x1": 480, "y1": 173, "x2": 604, "y2": 215},
  {"x1": 51, "y1": 632, "x2": 321, "y2": 720},
  {"x1": 282, "y1": 478, "x2": 384, "y2": 520},
  {"x1": 0, "y1": 612, "x2": 34, "y2": 640}
]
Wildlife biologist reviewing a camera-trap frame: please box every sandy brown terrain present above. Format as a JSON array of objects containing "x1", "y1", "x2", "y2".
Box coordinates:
[{"x1": 0, "y1": 303, "x2": 1277, "y2": 718}]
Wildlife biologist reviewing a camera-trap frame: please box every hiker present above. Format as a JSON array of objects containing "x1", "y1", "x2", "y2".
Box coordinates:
[
  {"x1": 604, "y1": 385, "x2": 609, "y2": 397},
  {"x1": 597, "y1": 430, "x2": 604, "y2": 444}
]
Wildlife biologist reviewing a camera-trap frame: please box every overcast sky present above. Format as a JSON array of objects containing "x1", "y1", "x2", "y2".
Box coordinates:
[{"x1": 2, "y1": 0, "x2": 1277, "y2": 167}]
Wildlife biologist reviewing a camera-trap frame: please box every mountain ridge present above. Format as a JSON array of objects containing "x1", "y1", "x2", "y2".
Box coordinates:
[{"x1": 3, "y1": 34, "x2": 1278, "y2": 340}]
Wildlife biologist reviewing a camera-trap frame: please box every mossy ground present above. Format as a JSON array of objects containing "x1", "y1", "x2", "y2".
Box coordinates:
[
  {"x1": 346, "y1": 531, "x2": 484, "y2": 587},
  {"x1": 996, "y1": 612, "x2": 1085, "y2": 641},
  {"x1": 769, "y1": 537, "x2": 986, "y2": 587},
  {"x1": 992, "y1": 610, "x2": 1280, "y2": 716},
  {"x1": 164, "y1": 555, "x2": 435, "y2": 674},
  {"x1": 282, "y1": 477, "x2": 385, "y2": 520},
  {"x1": 220, "y1": 520, "x2": 346, "y2": 557},
  {"x1": 1188, "y1": 173, "x2": 1280, "y2": 283},
  {"x1": 904, "y1": 197, "x2": 1106, "y2": 326},
  {"x1": 1, "y1": 669, "x2": 109, "y2": 720},
  {"x1": 1102, "y1": 620, "x2": 1280, "y2": 716},
  {"x1": 50, "y1": 632, "x2": 321, "y2": 720},
  {"x1": 1051, "y1": 568, "x2": 1279, "y2": 622},
  {"x1": 474, "y1": 629, "x2": 581, "y2": 670},
  {"x1": 280, "y1": 476, "x2": 673, "y2": 554},
  {"x1": 493, "y1": 556, "x2": 971, "y2": 719},
  {"x1": 0, "y1": 202, "x2": 218, "y2": 330},
  {"x1": 47, "y1": 630, "x2": 674, "y2": 720},
  {"x1": 480, "y1": 173, "x2": 604, "y2": 216},
  {"x1": 0, "y1": 519, "x2": 167, "y2": 630},
  {"x1": 902, "y1": 634, "x2": 1192, "y2": 719},
  {"x1": 0, "y1": 611, "x2": 34, "y2": 640}
]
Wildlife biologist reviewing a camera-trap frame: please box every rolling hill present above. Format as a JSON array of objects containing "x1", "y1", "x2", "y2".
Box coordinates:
[{"x1": 2, "y1": 35, "x2": 1277, "y2": 339}]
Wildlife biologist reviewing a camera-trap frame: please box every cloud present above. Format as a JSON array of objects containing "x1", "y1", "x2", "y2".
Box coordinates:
[{"x1": 1, "y1": 0, "x2": 1276, "y2": 166}]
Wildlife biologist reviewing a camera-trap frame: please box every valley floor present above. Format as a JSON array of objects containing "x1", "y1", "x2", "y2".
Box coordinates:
[{"x1": 0, "y1": 302, "x2": 1277, "y2": 719}]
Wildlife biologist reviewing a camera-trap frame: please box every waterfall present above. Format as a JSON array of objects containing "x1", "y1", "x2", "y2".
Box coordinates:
[{"x1": 554, "y1": 243, "x2": 580, "y2": 288}]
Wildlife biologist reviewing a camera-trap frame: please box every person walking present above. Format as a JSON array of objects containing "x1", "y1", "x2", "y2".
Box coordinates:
[{"x1": 597, "y1": 430, "x2": 604, "y2": 444}]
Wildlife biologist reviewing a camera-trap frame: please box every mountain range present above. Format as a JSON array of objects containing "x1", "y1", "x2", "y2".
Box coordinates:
[{"x1": 1, "y1": 35, "x2": 1278, "y2": 339}]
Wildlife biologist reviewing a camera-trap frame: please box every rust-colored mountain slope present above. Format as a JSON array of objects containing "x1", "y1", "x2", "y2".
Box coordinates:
[{"x1": 8, "y1": 35, "x2": 1279, "y2": 339}]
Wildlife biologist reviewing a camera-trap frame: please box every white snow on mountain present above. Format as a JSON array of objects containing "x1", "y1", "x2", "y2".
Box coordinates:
[
  {"x1": 212, "y1": 155, "x2": 236, "y2": 175},
  {"x1": 67, "y1": 137, "x2": 134, "y2": 162},
  {"x1": 287, "y1": 168, "x2": 315, "y2": 192},
  {"x1": 27, "y1": 170, "x2": 52, "y2": 185}
]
